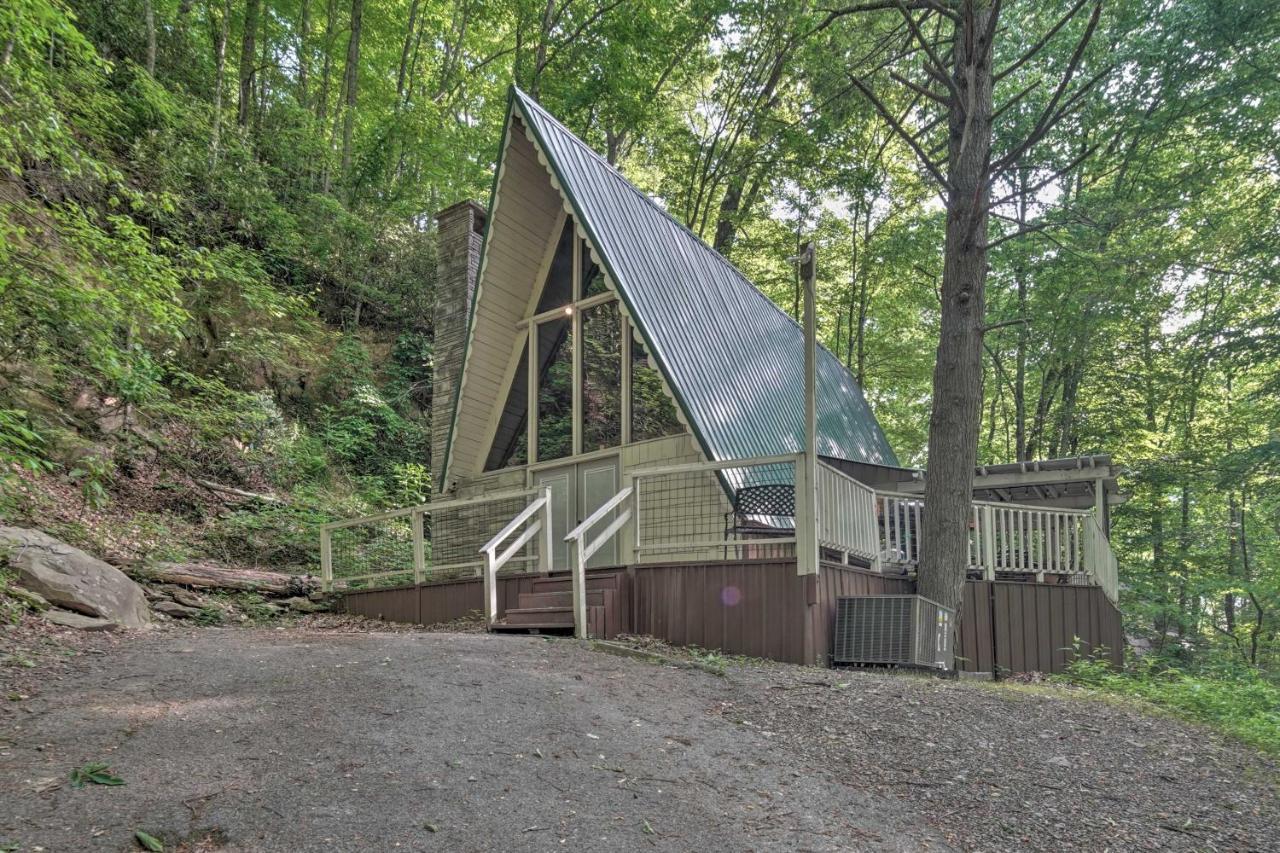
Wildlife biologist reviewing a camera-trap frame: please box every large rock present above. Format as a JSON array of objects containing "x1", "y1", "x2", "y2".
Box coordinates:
[
  {"x1": 0, "y1": 527, "x2": 150, "y2": 629},
  {"x1": 43, "y1": 608, "x2": 118, "y2": 631}
]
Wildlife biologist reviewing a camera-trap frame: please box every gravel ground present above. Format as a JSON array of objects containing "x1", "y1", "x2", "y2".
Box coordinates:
[
  {"x1": 1, "y1": 627, "x2": 940, "y2": 852},
  {"x1": 729, "y1": 664, "x2": 1280, "y2": 852},
  {"x1": 2, "y1": 625, "x2": 1276, "y2": 852}
]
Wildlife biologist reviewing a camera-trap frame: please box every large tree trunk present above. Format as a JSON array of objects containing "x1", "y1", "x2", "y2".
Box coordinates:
[
  {"x1": 237, "y1": 0, "x2": 261, "y2": 127},
  {"x1": 915, "y1": 7, "x2": 994, "y2": 615},
  {"x1": 298, "y1": 0, "x2": 311, "y2": 108}
]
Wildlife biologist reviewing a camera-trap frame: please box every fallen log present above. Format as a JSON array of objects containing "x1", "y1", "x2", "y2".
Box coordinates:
[
  {"x1": 128, "y1": 561, "x2": 318, "y2": 596},
  {"x1": 194, "y1": 479, "x2": 283, "y2": 504}
]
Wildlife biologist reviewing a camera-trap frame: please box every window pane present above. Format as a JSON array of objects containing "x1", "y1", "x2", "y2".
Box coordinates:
[
  {"x1": 580, "y1": 239, "x2": 608, "y2": 298},
  {"x1": 483, "y1": 347, "x2": 529, "y2": 470},
  {"x1": 536, "y1": 220, "x2": 575, "y2": 314},
  {"x1": 582, "y1": 302, "x2": 621, "y2": 452},
  {"x1": 631, "y1": 329, "x2": 683, "y2": 441},
  {"x1": 536, "y1": 316, "x2": 573, "y2": 461}
]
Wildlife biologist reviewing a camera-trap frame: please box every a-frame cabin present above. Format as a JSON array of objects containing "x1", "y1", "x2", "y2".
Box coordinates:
[{"x1": 332, "y1": 87, "x2": 1126, "y2": 674}]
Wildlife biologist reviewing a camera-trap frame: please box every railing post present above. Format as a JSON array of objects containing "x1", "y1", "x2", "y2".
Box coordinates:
[
  {"x1": 538, "y1": 487, "x2": 553, "y2": 573},
  {"x1": 320, "y1": 527, "x2": 333, "y2": 592},
  {"x1": 571, "y1": 539, "x2": 587, "y2": 639},
  {"x1": 412, "y1": 509, "x2": 426, "y2": 586},
  {"x1": 795, "y1": 451, "x2": 818, "y2": 576},
  {"x1": 980, "y1": 505, "x2": 996, "y2": 581},
  {"x1": 483, "y1": 550, "x2": 498, "y2": 627}
]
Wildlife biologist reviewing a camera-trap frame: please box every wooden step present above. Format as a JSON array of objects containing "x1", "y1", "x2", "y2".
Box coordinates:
[
  {"x1": 503, "y1": 605, "x2": 574, "y2": 626},
  {"x1": 529, "y1": 574, "x2": 621, "y2": 594},
  {"x1": 516, "y1": 589, "x2": 608, "y2": 610}
]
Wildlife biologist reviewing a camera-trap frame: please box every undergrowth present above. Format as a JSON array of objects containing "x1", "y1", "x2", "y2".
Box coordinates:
[{"x1": 1057, "y1": 653, "x2": 1280, "y2": 756}]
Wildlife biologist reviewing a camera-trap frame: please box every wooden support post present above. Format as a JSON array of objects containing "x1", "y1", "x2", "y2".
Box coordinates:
[
  {"x1": 797, "y1": 241, "x2": 819, "y2": 577},
  {"x1": 980, "y1": 505, "x2": 996, "y2": 581},
  {"x1": 412, "y1": 509, "x2": 426, "y2": 585},
  {"x1": 539, "y1": 487, "x2": 553, "y2": 573},
  {"x1": 320, "y1": 528, "x2": 333, "y2": 592},
  {"x1": 572, "y1": 540, "x2": 587, "y2": 639}
]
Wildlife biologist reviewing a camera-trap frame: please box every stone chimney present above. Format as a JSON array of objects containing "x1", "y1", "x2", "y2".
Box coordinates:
[{"x1": 432, "y1": 199, "x2": 487, "y2": 494}]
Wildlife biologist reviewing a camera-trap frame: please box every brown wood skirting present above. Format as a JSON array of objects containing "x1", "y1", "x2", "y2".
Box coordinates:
[{"x1": 340, "y1": 562, "x2": 1124, "y2": 673}]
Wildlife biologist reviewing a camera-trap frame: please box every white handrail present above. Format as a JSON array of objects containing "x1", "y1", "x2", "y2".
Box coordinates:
[
  {"x1": 564, "y1": 485, "x2": 634, "y2": 639},
  {"x1": 480, "y1": 488, "x2": 553, "y2": 627}
]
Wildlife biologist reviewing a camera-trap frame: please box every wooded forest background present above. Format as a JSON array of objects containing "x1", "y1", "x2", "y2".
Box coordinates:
[{"x1": 1, "y1": 0, "x2": 1277, "y2": 683}]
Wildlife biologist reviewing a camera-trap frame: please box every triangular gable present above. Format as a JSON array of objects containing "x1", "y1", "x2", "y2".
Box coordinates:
[{"x1": 443, "y1": 88, "x2": 898, "y2": 486}]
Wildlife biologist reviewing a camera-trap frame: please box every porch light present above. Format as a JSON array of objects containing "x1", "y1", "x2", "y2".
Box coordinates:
[{"x1": 565, "y1": 306, "x2": 574, "y2": 316}]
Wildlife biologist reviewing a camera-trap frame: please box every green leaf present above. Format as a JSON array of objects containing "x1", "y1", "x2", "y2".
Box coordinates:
[
  {"x1": 134, "y1": 829, "x2": 164, "y2": 851},
  {"x1": 70, "y1": 762, "x2": 125, "y2": 788}
]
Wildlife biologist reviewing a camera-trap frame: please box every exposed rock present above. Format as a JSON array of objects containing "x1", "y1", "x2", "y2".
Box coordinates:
[
  {"x1": 282, "y1": 596, "x2": 327, "y2": 613},
  {"x1": 153, "y1": 600, "x2": 201, "y2": 619},
  {"x1": 0, "y1": 527, "x2": 150, "y2": 629},
  {"x1": 43, "y1": 608, "x2": 118, "y2": 631},
  {"x1": 7, "y1": 585, "x2": 50, "y2": 611}
]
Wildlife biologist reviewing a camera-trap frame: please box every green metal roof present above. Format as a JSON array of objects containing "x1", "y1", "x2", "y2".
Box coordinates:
[{"x1": 511, "y1": 89, "x2": 898, "y2": 469}]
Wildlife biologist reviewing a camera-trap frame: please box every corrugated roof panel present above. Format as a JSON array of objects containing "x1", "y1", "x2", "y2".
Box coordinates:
[{"x1": 513, "y1": 88, "x2": 899, "y2": 468}]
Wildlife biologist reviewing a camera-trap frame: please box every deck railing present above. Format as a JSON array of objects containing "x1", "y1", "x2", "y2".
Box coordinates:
[
  {"x1": 479, "y1": 488, "x2": 554, "y2": 627},
  {"x1": 563, "y1": 486, "x2": 634, "y2": 638},
  {"x1": 815, "y1": 461, "x2": 880, "y2": 566},
  {"x1": 874, "y1": 491, "x2": 1118, "y2": 603},
  {"x1": 628, "y1": 453, "x2": 801, "y2": 563},
  {"x1": 319, "y1": 488, "x2": 547, "y2": 591}
]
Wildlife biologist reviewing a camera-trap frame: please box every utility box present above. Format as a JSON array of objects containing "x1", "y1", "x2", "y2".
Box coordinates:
[{"x1": 833, "y1": 595, "x2": 954, "y2": 670}]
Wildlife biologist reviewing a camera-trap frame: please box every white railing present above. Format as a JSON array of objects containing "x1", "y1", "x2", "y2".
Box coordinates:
[
  {"x1": 564, "y1": 486, "x2": 633, "y2": 638},
  {"x1": 479, "y1": 488, "x2": 554, "y2": 627},
  {"x1": 874, "y1": 491, "x2": 1118, "y2": 604},
  {"x1": 815, "y1": 461, "x2": 880, "y2": 566},
  {"x1": 319, "y1": 488, "x2": 545, "y2": 591}
]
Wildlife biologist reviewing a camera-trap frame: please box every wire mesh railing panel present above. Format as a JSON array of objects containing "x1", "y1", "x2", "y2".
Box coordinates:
[
  {"x1": 634, "y1": 457, "x2": 797, "y2": 563},
  {"x1": 429, "y1": 494, "x2": 540, "y2": 579},
  {"x1": 327, "y1": 512, "x2": 417, "y2": 589}
]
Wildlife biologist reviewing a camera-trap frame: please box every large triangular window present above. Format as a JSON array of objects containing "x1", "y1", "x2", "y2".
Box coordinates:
[{"x1": 484, "y1": 217, "x2": 682, "y2": 471}]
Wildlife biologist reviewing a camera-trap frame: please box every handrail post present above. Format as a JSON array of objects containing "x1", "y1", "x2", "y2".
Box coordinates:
[
  {"x1": 320, "y1": 527, "x2": 333, "y2": 592},
  {"x1": 483, "y1": 549, "x2": 498, "y2": 627},
  {"x1": 571, "y1": 538, "x2": 587, "y2": 639},
  {"x1": 538, "y1": 487, "x2": 553, "y2": 573},
  {"x1": 980, "y1": 505, "x2": 996, "y2": 581},
  {"x1": 412, "y1": 509, "x2": 426, "y2": 586}
]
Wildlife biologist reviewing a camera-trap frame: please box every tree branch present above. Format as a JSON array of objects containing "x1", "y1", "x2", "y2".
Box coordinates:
[
  {"x1": 847, "y1": 74, "x2": 953, "y2": 194},
  {"x1": 995, "y1": 0, "x2": 1091, "y2": 82}
]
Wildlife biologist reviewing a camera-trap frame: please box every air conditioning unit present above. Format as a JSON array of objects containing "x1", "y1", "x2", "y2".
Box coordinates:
[{"x1": 833, "y1": 595, "x2": 954, "y2": 670}]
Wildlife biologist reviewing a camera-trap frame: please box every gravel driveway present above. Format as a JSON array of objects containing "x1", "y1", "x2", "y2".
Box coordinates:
[
  {"x1": 2, "y1": 628, "x2": 939, "y2": 852},
  {"x1": 2, "y1": 627, "x2": 1276, "y2": 852}
]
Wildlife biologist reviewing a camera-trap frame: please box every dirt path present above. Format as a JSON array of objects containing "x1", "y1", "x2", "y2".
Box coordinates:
[{"x1": 1, "y1": 629, "x2": 940, "y2": 852}]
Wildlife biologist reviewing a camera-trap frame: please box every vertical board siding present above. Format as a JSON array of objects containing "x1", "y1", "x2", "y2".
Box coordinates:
[
  {"x1": 959, "y1": 581, "x2": 1124, "y2": 675},
  {"x1": 342, "y1": 565, "x2": 1124, "y2": 674},
  {"x1": 629, "y1": 560, "x2": 810, "y2": 664}
]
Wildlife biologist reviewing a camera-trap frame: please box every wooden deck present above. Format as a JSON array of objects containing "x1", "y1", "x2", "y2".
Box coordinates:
[{"x1": 339, "y1": 559, "x2": 1123, "y2": 675}]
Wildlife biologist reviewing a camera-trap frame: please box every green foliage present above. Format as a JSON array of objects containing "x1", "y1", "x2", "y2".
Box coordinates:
[
  {"x1": 70, "y1": 762, "x2": 125, "y2": 788},
  {"x1": 1059, "y1": 656, "x2": 1280, "y2": 755},
  {"x1": 0, "y1": 411, "x2": 54, "y2": 483},
  {"x1": 68, "y1": 455, "x2": 113, "y2": 510}
]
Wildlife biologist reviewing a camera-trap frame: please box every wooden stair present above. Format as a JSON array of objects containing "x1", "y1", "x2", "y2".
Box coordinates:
[{"x1": 489, "y1": 572, "x2": 625, "y2": 637}]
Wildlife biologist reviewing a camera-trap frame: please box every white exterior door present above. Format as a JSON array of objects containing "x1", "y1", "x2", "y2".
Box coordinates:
[{"x1": 534, "y1": 457, "x2": 620, "y2": 569}]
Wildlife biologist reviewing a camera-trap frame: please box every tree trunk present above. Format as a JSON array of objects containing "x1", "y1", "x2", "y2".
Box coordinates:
[
  {"x1": 133, "y1": 562, "x2": 318, "y2": 595},
  {"x1": 396, "y1": 0, "x2": 420, "y2": 101},
  {"x1": 298, "y1": 0, "x2": 311, "y2": 108},
  {"x1": 915, "y1": 6, "x2": 995, "y2": 616},
  {"x1": 339, "y1": 0, "x2": 364, "y2": 185},
  {"x1": 237, "y1": 0, "x2": 261, "y2": 127},
  {"x1": 209, "y1": 0, "x2": 232, "y2": 166},
  {"x1": 144, "y1": 0, "x2": 156, "y2": 75}
]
